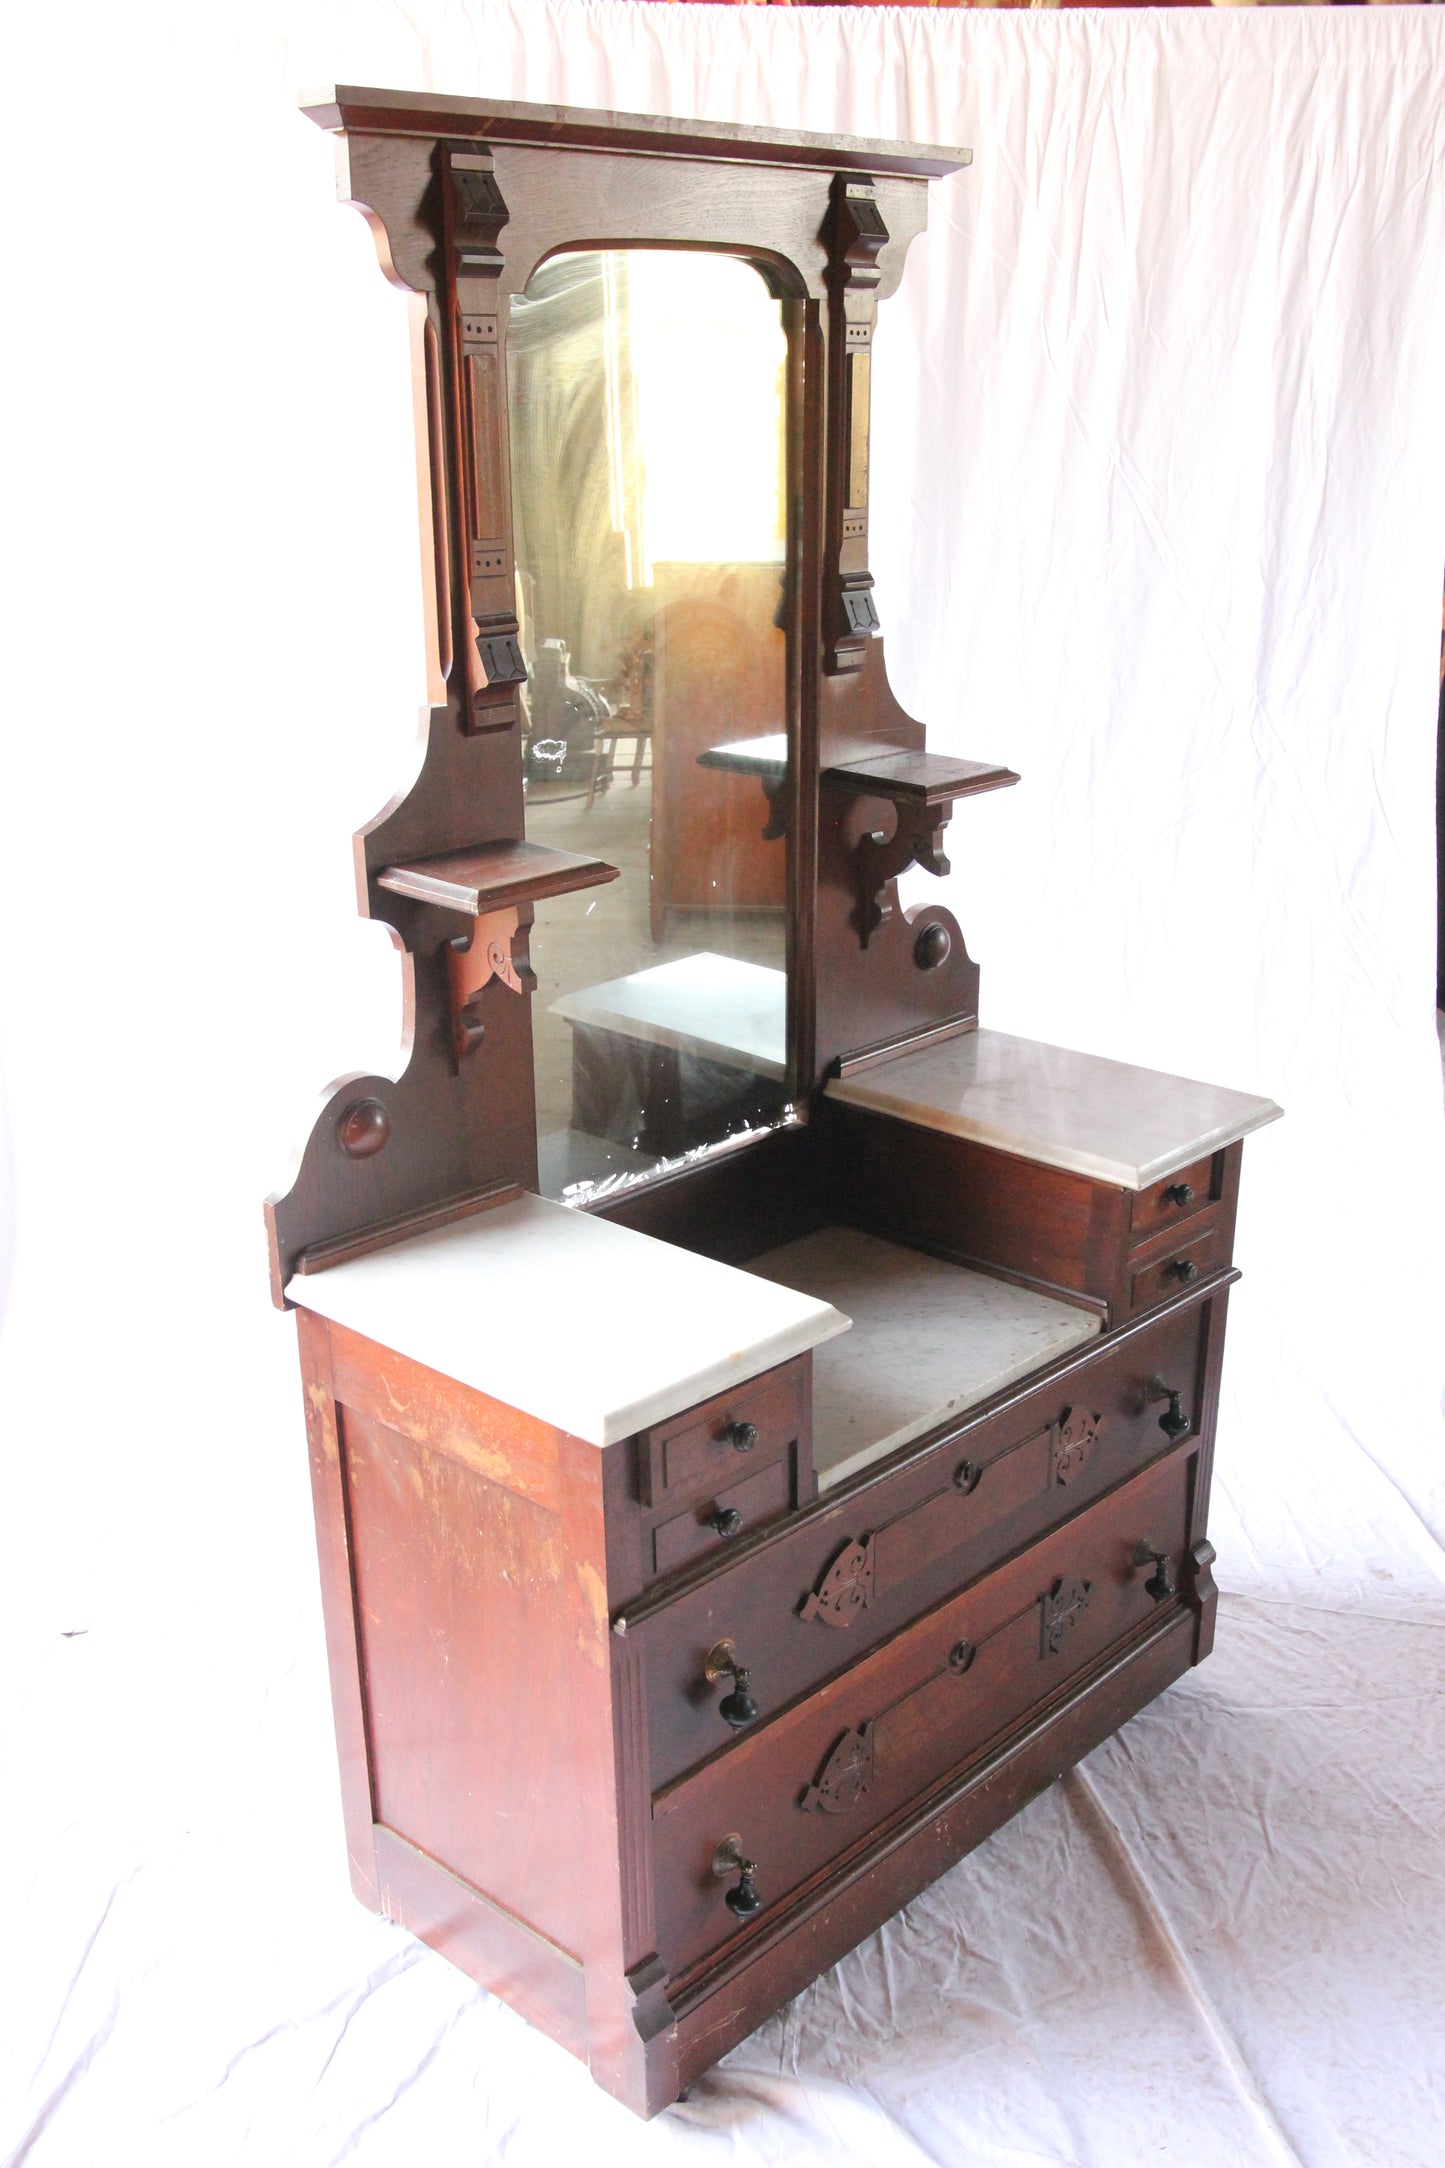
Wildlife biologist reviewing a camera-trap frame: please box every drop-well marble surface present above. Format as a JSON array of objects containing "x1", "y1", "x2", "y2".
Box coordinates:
[
  {"x1": 287, "y1": 1192, "x2": 848, "y2": 1447},
  {"x1": 827, "y1": 1029, "x2": 1281, "y2": 1188},
  {"x1": 747, "y1": 1226, "x2": 1101, "y2": 1490}
]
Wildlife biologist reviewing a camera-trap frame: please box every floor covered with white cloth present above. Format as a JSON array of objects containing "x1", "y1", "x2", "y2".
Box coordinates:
[{"x1": 3, "y1": 4, "x2": 1444, "y2": 2164}]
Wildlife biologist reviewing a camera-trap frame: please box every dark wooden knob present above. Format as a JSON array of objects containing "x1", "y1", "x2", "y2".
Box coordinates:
[
  {"x1": 709, "y1": 1505, "x2": 743, "y2": 1539},
  {"x1": 725, "y1": 1859, "x2": 762, "y2": 1919},
  {"x1": 953, "y1": 1459, "x2": 982, "y2": 1494},
  {"x1": 1162, "y1": 1181, "x2": 1195, "y2": 1207},
  {"x1": 1134, "y1": 1540, "x2": 1177, "y2": 1602},
  {"x1": 724, "y1": 1420, "x2": 759, "y2": 1453},
  {"x1": 718, "y1": 1668, "x2": 759, "y2": 1729},
  {"x1": 1153, "y1": 1387, "x2": 1190, "y2": 1442},
  {"x1": 1166, "y1": 1257, "x2": 1198, "y2": 1285}
]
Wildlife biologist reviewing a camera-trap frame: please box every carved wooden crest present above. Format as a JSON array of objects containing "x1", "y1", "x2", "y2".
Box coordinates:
[
  {"x1": 801, "y1": 1722, "x2": 875, "y2": 1814},
  {"x1": 1051, "y1": 1406, "x2": 1100, "y2": 1488},
  {"x1": 1040, "y1": 1575, "x2": 1092, "y2": 1656},
  {"x1": 799, "y1": 1536, "x2": 875, "y2": 1628}
]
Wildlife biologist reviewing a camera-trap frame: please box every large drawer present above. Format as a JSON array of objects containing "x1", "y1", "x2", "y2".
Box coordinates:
[
  {"x1": 624, "y1": 1290, "x2": 1213, "y2": 1790},
  {"x1": 650, "y1": 1441, "x2": 1199, "y2": 1982}
]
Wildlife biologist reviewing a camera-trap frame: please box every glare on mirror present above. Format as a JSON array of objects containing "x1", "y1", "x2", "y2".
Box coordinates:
[{"x1": 509, "y1": 250, "x2": 793, "y2": 1205}]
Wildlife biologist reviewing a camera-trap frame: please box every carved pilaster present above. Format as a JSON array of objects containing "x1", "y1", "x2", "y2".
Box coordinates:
[
  {"x1": 440, "y1": 145, "x2": 526, "y2": 735},
  {"x1": 824, "y1": 173, "x2": 889, "y2": 674}
]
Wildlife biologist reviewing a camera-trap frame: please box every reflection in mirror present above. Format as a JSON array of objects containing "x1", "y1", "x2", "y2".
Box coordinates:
[{"x1": 509, "y1": 250, "x2": 793, "y2": 1204}]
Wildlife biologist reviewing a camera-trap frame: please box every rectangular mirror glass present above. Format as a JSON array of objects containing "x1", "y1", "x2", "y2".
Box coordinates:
[{"x1": 509, "y1": 249, "x2": 795, "y2": 1204}]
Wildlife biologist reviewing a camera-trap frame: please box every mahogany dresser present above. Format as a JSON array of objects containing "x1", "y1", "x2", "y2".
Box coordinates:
[{"x1": 268, "y1": 87, "x2": 1280, "y2": 2117}]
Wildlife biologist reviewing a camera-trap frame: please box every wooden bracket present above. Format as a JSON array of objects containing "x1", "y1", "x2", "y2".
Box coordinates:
[
  {"x1": 855, "y1": 798, "x2": 952, "y2": 948},
  {"x1": 446, "y1": 906, "x2": 535, "y2": 1062}
]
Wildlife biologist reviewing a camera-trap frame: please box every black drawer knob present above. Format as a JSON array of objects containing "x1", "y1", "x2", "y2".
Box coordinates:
[
  {"x1": 1133, "y1": 1540, "x2": 1178, "y2": 1602},
  {"x1": 713, "y1": 1836, "x2": 763, "y2": 1920},
  {"x1": 1148, "y1": 1380, "x2": 1191, "y2": 1442},
  {"x1": 1162, "y1": 1182, "x2": 1195, "y2": 1207},
  {"x1": 1166, "y1": 1257, "x2": 1199, "y2": 1285},
  {"x1": 705, "y1": 1639, "x2": 760, "y2": 1729},
  {"x1": 709, "y1": 1504, "x2": 744, "y2": 1539},
  {"x1": 724, "y1": 1419, "x2": 759, "y2": 1453},
  {"x1": 953, "y1": 1459, "x2": 982, "y2": 1494}
]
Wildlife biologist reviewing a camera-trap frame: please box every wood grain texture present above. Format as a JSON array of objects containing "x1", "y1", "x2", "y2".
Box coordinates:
[
  {"x1": 376, "y1": 839, "x2": 618, "y2": 915},
  {"x1": 295, "y1": 1310, "x2": 380, "y2": 1908}
]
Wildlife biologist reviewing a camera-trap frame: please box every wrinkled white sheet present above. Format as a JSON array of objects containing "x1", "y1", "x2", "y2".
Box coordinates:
[{"x1": 3, "y1": 4, "x2": 1444, "y2": 2163}]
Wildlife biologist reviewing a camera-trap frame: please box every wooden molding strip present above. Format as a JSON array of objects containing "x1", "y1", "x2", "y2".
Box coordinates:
[{"x1": 293, "y1": 1182, "x2": 524, "y2": 1277}]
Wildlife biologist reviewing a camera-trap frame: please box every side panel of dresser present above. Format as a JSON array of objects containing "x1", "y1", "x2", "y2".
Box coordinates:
[
  {"x1": 824, "y1": 1101, "x2": 1243, "y2": 1325},
  {"x1": 292, "y1": 1310, "x2": 666, "y2": 2107}
]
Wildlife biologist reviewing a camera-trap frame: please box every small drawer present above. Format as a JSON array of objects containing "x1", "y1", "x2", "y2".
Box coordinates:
[
  {"x1": 1127, "y1": 1221, "x2": 1225, "y2": 1316},
  {"x1": 626, "y1": 1291, "x2": 1213, "y2": 1791},
  {"x1": 650, "y1": 1442, "x2": 1200, "y2": 1982},
  {"x1": 653, "y1": 1458, "x2": 794, "y2": 1576},
  {"x1": 640, "y1": 1365, "x2": 805, "y2": 1513},
  {"x1": 1128, "y1": 1154, "x2": 1217, "y2": 1238}
]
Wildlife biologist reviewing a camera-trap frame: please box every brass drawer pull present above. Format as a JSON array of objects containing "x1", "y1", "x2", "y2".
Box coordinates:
[
  {"x1": 704, "y1": 1639, "x2": 760, "y2": 1729},
  {"x1": 713, "y1": 1834, "x2": 762, "y2": 1919}
]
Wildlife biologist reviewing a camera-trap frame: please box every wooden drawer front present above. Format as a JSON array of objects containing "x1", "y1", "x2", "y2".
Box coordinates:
[
  {"x1": 1127, "y1": 1222, "x2": 1226, "y2": 1317},
  {"x1": 651, "y1": 1444, "x2": 1196, "y2": 1981},
  {"x1": 653, "y1": 1459, "x2": 794, "y2": 1576},
  {"x1": 631, "y1": 1296, "x2": 1209, "y2": 1790},
  {"x1": 640, "y1": 1365, "x2": 804, "y2": 1513},
  {"x1": 1128, "y1": 1154, "x2": 1217, "y2": 1238}
]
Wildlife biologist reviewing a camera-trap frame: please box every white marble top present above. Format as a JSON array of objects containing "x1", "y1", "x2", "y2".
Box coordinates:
[
  {"x1": 287, "y1": 1192, "x2": 848, "y2": 1447},
  {"x1": 551, "y1": 953, "x2": 788, "y2": 1079},
  {"x1": 827, "y1": 1029, "x2": 1281, "y2": 1189},
  {"x1": 747, "y1": 1226, "x2": 1101, "y2": 1491}
]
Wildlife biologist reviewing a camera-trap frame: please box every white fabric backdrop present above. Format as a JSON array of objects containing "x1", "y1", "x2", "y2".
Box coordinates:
[{"x1": 2, "y1": 4, "x2": 1444, "y2": 2163}]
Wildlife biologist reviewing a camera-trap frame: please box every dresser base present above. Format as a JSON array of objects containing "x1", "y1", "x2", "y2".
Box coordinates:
[{"x1": 354, "y1": 1599, "x2": 1202, "y2": 2117}]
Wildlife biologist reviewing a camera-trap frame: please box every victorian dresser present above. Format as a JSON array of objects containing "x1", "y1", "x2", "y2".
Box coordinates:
[{"x1": 267, "y1": 88, "x2": 1280, "y2": 2116}]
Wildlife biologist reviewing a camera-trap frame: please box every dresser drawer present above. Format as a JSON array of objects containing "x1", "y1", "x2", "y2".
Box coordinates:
[
  {"x1": 625, "y1": 1292, "x2": 1212, "y2": 1790},
  {"x1": 650, "y1": 1442, "x2": 1198, "y2": 1981},
  {"x1": 653, "y1": 1457, "x2": 794, "y2": 1575},
  {"x1": 1126, "y1": 1220, "x2": 1227, "y2": 1317},
  {"x1": 639, "y1": 1365, "x2": 806, "y2": 1513},
  {"x1": 1127, "y1": 1153, "x2": 1217, "y2": 1237}
]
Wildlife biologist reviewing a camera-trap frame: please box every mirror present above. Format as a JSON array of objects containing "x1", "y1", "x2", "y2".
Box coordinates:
[{"x1": 509, "y1": 249, "x2": 794, "y2": 1204}]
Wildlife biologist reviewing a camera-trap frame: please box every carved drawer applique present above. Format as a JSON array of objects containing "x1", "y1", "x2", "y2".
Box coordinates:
[
  {"x1": 798, "y1": 1574, "x2": 1094, "y2": 1814},
  {"x1": 799, "y1": 1536, "x2": 875, "y2": 1626},
  {"x1": 1040, "y1": 1575, "x2": 1092, "y2": 1655},
  {"x1": 1051, "y1": 1406, "x2": 1101, "y2": 1487},
  {"x1": 801, "y1": 1722, "x2": 876, "y2": 1814}
]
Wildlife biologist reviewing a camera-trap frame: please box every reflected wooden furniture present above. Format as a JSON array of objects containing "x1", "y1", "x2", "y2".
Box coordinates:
[{"x1": 268, "y1": 89, "x2": 1279, "y2": 2119}]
